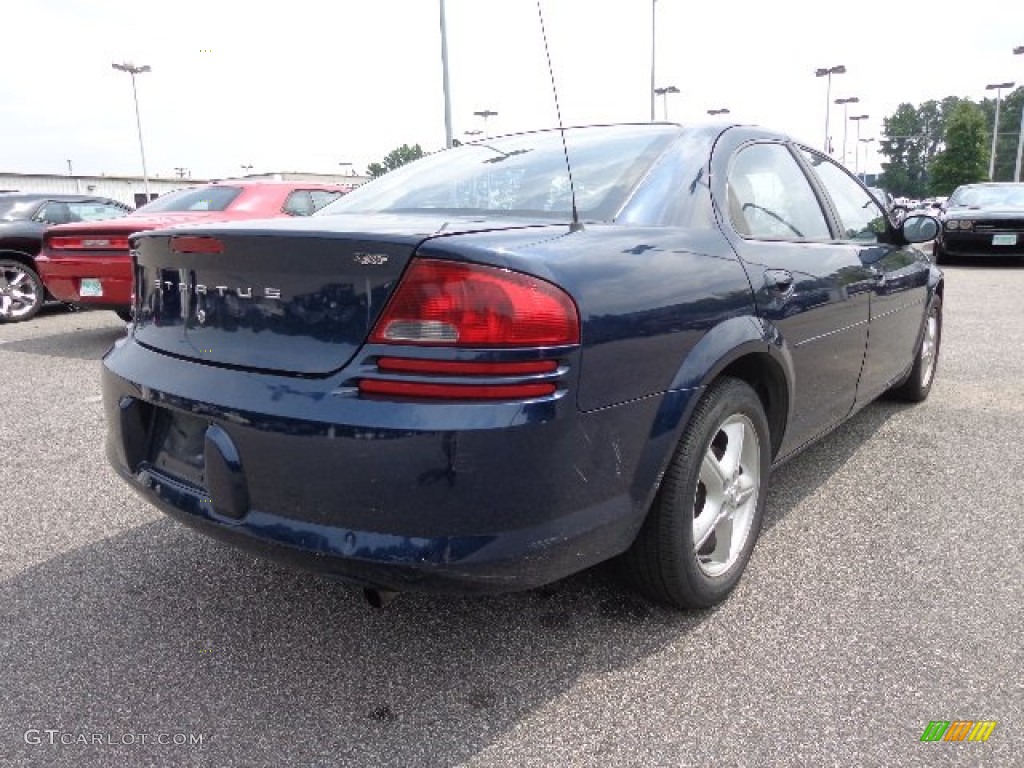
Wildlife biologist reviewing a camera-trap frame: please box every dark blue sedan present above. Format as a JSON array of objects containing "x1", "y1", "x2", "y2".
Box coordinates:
[{"x1": 101, "y1": 124, "x2": 943, "y2": 608}]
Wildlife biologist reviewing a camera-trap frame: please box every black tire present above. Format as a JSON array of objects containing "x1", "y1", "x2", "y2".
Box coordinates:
[
  {"x1": 890, "y1": 296, "x2": 942, "y2": 403},
  {"x1": 621, "y1": 377, "x2": 771, "y2": 609},
  {"x1": 115, "y1": 308, "x2": 133, "y2": 323},
  {"x1": 0, "y1": 258, "x2": 45, "y2": 323},
  {"x1": 932, "y1": 242, "x2": 948, "y2": 265}
]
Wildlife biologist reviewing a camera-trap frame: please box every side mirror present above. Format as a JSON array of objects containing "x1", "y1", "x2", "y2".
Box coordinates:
[{"x1": 901, "y1": 214, "x2": 939, "y2": 244}]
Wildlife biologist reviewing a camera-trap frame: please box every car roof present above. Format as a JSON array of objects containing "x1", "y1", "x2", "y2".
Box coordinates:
[{"x1": 0, "y1": 192, "x2": 124, "y2": 203}]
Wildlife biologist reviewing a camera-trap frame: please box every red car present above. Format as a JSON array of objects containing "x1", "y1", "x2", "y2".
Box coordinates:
[{"x1": 37, "y1": 181, "x2": 351, "y2": 319}]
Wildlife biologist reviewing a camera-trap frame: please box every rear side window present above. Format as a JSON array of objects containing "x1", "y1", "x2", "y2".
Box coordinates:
[
  {"x1": 800, "y1": 149, "x2": 886, "y2": 241},
  {"x1": 136, "y1": 186, "x2": 242, "y2": 213},
  {"x1": 282, "y1": 190, "x2": 343, "y2": 216},
  {"x1": 727, "y1": 143, "x2": 831, "y2": 240}
]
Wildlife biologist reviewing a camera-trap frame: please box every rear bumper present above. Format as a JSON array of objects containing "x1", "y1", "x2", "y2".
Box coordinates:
[
  {"x1": 102, "y1": 338, "x2": 694, "y2": 593},
  {"x1": 36, "y1": 251, "x2": 132, "y2": 307}
]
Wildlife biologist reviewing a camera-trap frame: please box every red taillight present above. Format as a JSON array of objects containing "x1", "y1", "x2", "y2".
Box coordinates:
[
  {"x1": 359, "y1": 380, "x2": 556, "y2": 400},
  {"x1": 170, "y1": 235, "x2": 224, "y2": 254},
  {"x1": 49, "y1": 236, "x2": 130, "y2": 250},
  {"x1": 376, "y1": 358, "x2": 558, "y2": 376},
  {"x1": 370, "y1": 259, "x2": 579, "y2": 347}
]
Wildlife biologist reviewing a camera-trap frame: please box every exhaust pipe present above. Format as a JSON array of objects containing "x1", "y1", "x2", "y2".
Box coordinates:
[{"x1": 363, "y1": 587, "x2": 400, "y2": 609}]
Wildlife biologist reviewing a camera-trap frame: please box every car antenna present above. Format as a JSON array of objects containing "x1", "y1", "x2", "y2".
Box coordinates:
[{"x1": 536, "y1": 0, "x2": 582, "y2": 233}]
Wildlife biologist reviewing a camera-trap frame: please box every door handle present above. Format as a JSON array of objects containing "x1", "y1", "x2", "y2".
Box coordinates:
[{"x1": 764, "y1": 269, "x2": 794, "y2": 293}]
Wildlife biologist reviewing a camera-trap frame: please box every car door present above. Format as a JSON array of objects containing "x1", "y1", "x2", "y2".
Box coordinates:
[
  {"x1": 796, "y1": 148, "x2": 931, "y2": 403},
  {"x1": 718, "y1": 138, "x2": 875, "y2": 456}
]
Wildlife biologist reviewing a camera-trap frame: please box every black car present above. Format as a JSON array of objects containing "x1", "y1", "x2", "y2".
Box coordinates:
[
  {"x1": 103, "y1": 123, "x2": 942, "y2": 609},
  {"x1": 0, "y1": 193, "x2": 133, "y2": 322},
  {"x1": 933, "y1": 182, "x2": 1024, "y2": 263}
]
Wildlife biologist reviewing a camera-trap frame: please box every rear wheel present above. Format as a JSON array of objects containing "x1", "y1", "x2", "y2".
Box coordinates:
[
  {"x1": 622, "y1": 377, "x2": 770, "y2": 608},
  {"x1": 115, "y1": 309, "x2": 133, "y2": 323},
  {"x1": 0, "y1": 259, "x2": 44, "y2": 323},
  {"x1": 890, "y1": 296, "x2": 942, "y2": 402}
]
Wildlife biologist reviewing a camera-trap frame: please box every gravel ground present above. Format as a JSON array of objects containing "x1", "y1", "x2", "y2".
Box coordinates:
[{"x1": 1, "y1": 263, "x2": 1021, "y2": 767}]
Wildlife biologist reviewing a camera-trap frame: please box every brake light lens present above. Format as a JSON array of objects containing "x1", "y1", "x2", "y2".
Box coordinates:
[
  {"x1": 170, "y1": 235, "x2": 224, "y2": 254},
  {"x1": 49, "y1": 236, "x2": 131, "y2": 250},
  {"x1": 376, "y1": 358, "x2": 558, "y2": 375},
  {"x1": 370, "y1": 259, "x2": 579, "y2": 347}
]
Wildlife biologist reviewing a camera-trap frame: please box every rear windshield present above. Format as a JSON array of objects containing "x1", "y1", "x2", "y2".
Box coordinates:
[
  {"x1": 136, "y1": 186, "x2": 243, "y2": 213},
  {"x1": 318, "y1": 125, "x2": 680, "y2": 222},
  {"x1": 0, "y1": 198, "x2": 39, "y2": 221},
  {"x1": 948, "y1": 184, "x2": 1024, "y2": 208}
]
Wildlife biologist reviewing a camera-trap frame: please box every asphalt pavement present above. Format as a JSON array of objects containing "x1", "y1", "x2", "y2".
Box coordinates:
[{"x1": 1, "y1": 262, "x2": 1021, "y2": 767}]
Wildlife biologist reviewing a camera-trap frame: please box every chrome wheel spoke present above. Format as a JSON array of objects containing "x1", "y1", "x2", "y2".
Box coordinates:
[{"x1": 693, "y1": 414, "x2": 762, "y2": 577}]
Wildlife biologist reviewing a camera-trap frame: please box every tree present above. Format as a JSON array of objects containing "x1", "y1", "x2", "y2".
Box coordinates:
[
  {"x1": 879, "y1": 98, "x2": 967, "y2": 197},
  {"x1": 929, "y1": 102, "x2": 989, "y2": 196},
  {"x1": 366, "y1": 144, "x2": 425, "y2": 178},
  {"x1": 978, "y1": 86, "x2": 1024, "y2": 182}
]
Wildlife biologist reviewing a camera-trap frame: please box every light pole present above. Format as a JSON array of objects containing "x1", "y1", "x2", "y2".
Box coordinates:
[
  {"x1": 473, "y1": 109, "x2": 498, "y2": 137},
  {"x1": 338, "y1": 162, "x2": 353, "y2": 176},
  {"x1": 464, "y1": 129, "x2": 483, "y2": 139},
  {"x1": 112, "y1": 61, "x2": 152, "y2": 201},
  {"x1": 859, "y1": 137, "x2": 876, "y2": 182},
  {"x1": 985, "y1": 81, "x2": 1015, "y2": 180},
  {"x1": 815, "y1": 64, "x2": 847, "y2": 154},
  {"x1": 650, "y1": 0, "x2": 657, "y2": 122},
  {"x1": 240, "y1": 164, "x2": 253, "y2": 175},
  {"x1": 1014, "y1": 46, "x2": 1023, "y2": 182},
  {"x1": 440, "y1": 0, "x2": 453, "y2": 148},
  {"x1": 653, "y1": 85, "x2": 679, "y2": 120},
  {"x1": 834, "y1": 96, "x2": 860, "y2": 166},
  {"x1": 707, "y1": 108, "x2": 730, "y2": 116},
  {"x1": 849, "y1": 114, "x2": 870, "y2": 175}
]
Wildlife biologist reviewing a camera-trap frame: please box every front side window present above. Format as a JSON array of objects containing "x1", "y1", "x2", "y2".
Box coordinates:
[
  {"x1": 800, "y1": 149, "x2": 886, "y2": 241},
  {"x1": 727, "y1": 143, "x2": 831, "y2": 240}
]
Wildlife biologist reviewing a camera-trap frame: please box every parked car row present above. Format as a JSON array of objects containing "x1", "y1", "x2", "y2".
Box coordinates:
[{"x1": 0, "y1": 181, "x2": 352, "y2": 322}]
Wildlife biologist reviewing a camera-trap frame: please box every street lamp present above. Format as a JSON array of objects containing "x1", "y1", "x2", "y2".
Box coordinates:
[
  {"x1": 834, "y1": 96, "x2": 860, "y2": 166},
  {"x1": 1014, "y1": 46, "x2": 1023, "y2": 182},
  {"x1": 707, "y1": 108, "x2": 730, "y2": 116},
  {"x1": 112, "y1": 61, "x2": 152, "y2": 201},
  {"x1": 849, "y1": 114, "x2": 870, "y2": 175},
  {"x1": 338, "y1": 162, "x2": 353, "y2": 177},
  {"x1": 240, "y1": 164, "x2": 253, "y2": 175},
  {"x1": 985, "y1": 81, "x2": 1015, "y2": 180},
  {"x1": 859, "y1": 137, "x2": 876, "y2": 182},
  {"x1": 815, "y1": 64, "x2": 847, "y2": 154},
  {"x1": 653, "y1": 85, "x2": 679, "y2": 120},
  {"x1": 464, "y1": 129, "x2": 483, "y2": 138},
  {"x1": 440, "y1": 0, "x2": 453, "y2": 148},
  {"x1": 473, "y1": 109, "x2": 498, "y2": 137}
]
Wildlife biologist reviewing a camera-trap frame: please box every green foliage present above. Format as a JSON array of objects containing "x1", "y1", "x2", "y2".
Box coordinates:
[
  {"x1": 879, "y1": 87, "x2": 1024, "y2": 194},
  {"x1": 367, "y1": 144, "x2": 425, "y2": 179},
  {"x1": 978, "y1": 87, "x2": 1024, "y2": 182},
  {"x1": 929, "y1": 102, "x2": 989, "y2": 196}
]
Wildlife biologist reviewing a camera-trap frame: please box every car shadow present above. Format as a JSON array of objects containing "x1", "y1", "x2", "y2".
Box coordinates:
[
  {"x1": 0, "y1": 400, "x2": 903, "y2": 766},
  {"x1": 0, "y1": 324, "x2": 125, "y2": 361}
]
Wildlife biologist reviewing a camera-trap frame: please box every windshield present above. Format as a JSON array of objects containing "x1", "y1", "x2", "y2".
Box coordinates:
[
  {"x1": 135, "y1": 186, "x2": 243, "y2": 213},
  {"x1": 318, "y1": 125, "x2": 681, "y2": 221},
  {"x1": 948, "y1": 184, "x2": 1024, "y2": 208}
]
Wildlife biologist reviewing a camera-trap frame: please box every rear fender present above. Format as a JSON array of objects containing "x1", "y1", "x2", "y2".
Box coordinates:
[{"x1": 627, "y1": 314, "x2": 795, "y2": 516}]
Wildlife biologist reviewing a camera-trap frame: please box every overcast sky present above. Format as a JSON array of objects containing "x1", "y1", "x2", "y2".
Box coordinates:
[{"x1": 3, "y1": 0, "x2": 1022, "y2": 181}]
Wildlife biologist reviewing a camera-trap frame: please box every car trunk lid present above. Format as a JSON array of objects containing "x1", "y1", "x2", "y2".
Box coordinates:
[{"x1": 131, "y1": 214, "x2": 558, "y2": 376}]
